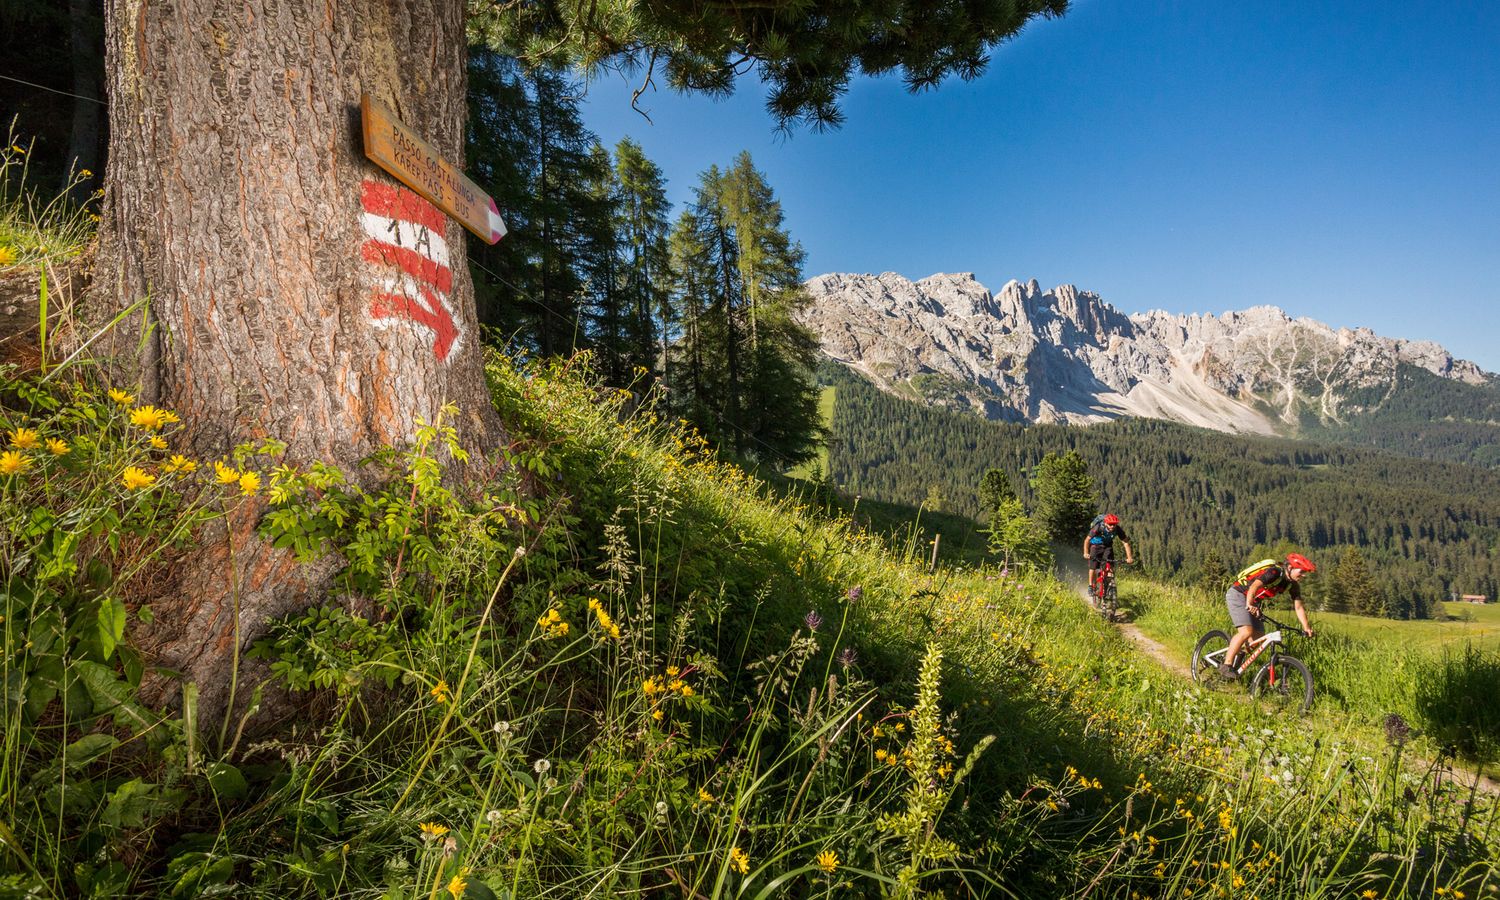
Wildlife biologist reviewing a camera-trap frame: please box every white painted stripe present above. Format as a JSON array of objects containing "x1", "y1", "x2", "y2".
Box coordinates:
[{"x1": 360, "y1": 212, "x2": 451, "y2": 266}]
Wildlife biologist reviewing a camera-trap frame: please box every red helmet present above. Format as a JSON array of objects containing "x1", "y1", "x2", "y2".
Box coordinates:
[
  {"x1": 1103, "y1": 514, "x2": 1120, "y2": 526},
  {"x1": 1285, "y1": 552, "x2": 1316, "y2": 573}
]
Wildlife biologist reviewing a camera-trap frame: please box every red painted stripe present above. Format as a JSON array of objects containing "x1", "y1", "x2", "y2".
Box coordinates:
[
  {"x1": 370, "y1": 286, "x2": 459, "y2": 362},
  {"x1": 360, "y1": 239, "x2": 454, "y2": 294},
  {"x1": 361, "y1": 179, "x2": 448, "y2": 233}
]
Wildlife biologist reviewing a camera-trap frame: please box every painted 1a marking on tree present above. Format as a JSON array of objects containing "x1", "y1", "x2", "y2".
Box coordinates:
[{"x1": 360, "y1": 179, "x2": 461, "y2": 362}]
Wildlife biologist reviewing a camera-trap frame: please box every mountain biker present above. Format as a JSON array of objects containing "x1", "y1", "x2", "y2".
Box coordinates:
[
  {"x1": 1083, "y1": 513, "x2": 1134, "y2": 594},
  {"x1": 1219, "y1": 553, "x2": 1316, "y2": 679}
]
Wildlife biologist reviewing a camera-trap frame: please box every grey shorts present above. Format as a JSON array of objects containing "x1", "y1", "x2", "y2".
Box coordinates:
[{"x1": 1225, "y1": 588, "x2": 1259, "y2": 629}]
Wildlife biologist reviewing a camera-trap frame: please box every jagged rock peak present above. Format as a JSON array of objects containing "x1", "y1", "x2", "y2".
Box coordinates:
[{"x1": 798, "y1": 272, "x2": 1488, "y2": 435}]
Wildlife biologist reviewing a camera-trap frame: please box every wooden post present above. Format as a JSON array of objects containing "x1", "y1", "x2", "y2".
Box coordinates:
[{"x1": 929, "y1": 533, "x2": 941, "y2": 572}]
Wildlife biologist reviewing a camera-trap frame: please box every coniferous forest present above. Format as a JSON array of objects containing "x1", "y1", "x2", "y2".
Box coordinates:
[{"x1": 824, "y1": 364, "x2": 1500, "y2": 615}]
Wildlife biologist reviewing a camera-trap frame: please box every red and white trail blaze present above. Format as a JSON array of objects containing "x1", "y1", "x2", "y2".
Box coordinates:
[{"x1": 359, "y1": 179, "x2": 462, "y2": 362}]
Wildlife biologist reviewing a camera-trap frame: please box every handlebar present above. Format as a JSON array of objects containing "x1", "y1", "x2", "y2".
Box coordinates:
[{"x1": 1260, "y1": 613, "x2": 1314, "y2": 638}]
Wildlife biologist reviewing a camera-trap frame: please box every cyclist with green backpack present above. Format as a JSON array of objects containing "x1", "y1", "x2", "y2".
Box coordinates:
[{"x1": 1219, "y1": 553, "x2": 1317, "y2": 679}]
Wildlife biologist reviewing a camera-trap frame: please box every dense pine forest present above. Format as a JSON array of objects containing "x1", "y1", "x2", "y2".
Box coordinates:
[
  {"x1": 1302, "y1": 364, "x2": 1500, "y2": 468},
  {"x1": 825, "y1": 364, "x2": 1500, "y2": 614}
]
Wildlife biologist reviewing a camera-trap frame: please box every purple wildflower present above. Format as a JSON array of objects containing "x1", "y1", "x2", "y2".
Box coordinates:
[
  {"x1": 804, "y1": 609, "x2": 824, "y2": 631},
  {"x1": 838, "y1": 647, "x2": 858, "y2": 669},
  {"x1": 846, "y1": 585, "x2": 863, "y2": 603}
]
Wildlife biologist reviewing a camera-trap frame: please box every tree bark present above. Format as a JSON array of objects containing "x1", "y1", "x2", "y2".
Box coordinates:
[{"x1": 95, "y1": 0, "x2": 498, "y2": 721}]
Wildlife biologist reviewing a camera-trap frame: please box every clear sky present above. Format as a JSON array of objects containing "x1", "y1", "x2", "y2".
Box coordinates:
[{"x1": 578, "y1": 1, "x2": 1500, "y2": 373}]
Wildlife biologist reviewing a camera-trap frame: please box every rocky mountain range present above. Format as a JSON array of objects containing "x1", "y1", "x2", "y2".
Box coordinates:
[{"x1": 798, "y1": 272, "x2": 1490, "y2": 435}]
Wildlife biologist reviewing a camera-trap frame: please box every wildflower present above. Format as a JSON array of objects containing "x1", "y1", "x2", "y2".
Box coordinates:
[
  {"x1": 838, "y1": 647, "x2": 858, "y2": 669},
  {"x1": 149, "y1": 435, "x2": 169, "y2": 450},
  {"x1": 652, "y1": 709, "x2": 664, "y2": 721},
  {"x1": 129, "y1": 405, "x2": 171, "y2": 431},
  {"x1": 164, "y1": 454, "x2": 197, "y2": 474},
  {"x1": 7, "y1": 428, "x2": 40, "y2": 450},
  {"x1": 214, "y1": 461, "x2": 239, "y2": 484},
  {"x1": 846, "y1": 585, "x2": 863, "y2": 603},
  {"x1": 533, "y1": 758, "x2": 551, "y2": 775},
  {"x1": 679, "y1": 684, "x2": 694, "y2": 698},
  {"x1": 121, "y1": 466, "x2": 156, "y2": 490},
  {"x1": 816, "y1": 849, "x2": 839, "y2": 873},
  {"x1": 430, "y1": 680, "x2": 451, "y2": 704},
  {"x1": 492, "y1": 720, "x2": 511, "y2": 735},
  {"x1": 486, "y1": 809, "x2": 503, "y2": 824},
  {"x1": 238, "y1": 471, "x2": 260, "y2": 496},
  {"x1": 0, "y1": 450, "x2": 30, "y2": 475},
  {"x1": 1383, "y1": 712, "x2": 1412, "y2": 746},
  {"x1": 804, "y1": 609, "x2": 823, "y2": 631},
  {"x1": 1360, "y1": 892, "x2": 1378, "y2": 899},
  {"x1": 642, "y1": 676, "x2": 662, "y2": 696},
  {"x1": 108, "y1": 388, "x2": 135, "y2": 406},
  {"x1": 0, "y1": 246, "x2": 15, "y2": 266},
  {"x1": 445, "y1": 875, "x2": 466, "y2": 898},
  {"x1": 729, "y1": 847, "x2": 750, "y2": 874},
  {"x1": 665, "y1": 665, "x2": 681, "y2": 677},
  {"x1": 698, "y1": 788, "x2": 715, "y2": 804},
  {"x1": 44, "y1": 437, "x2": 69, "y2": 456},
  {"x1": 419, "y1": 822, "x2": 449, "y2": 841}
]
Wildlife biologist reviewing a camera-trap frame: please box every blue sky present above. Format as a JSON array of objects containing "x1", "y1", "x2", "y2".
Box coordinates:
[{"x1": 579, "y1": 1, "x2": 1500, "y2": 373}]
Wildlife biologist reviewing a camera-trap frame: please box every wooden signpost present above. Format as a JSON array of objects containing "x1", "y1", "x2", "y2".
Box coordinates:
[{"x1": 360, "y1": 94, "x2": 507, "y2": 244}]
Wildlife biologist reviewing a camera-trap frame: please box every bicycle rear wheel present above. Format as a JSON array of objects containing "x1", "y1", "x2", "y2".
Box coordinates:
[
  {"x1": 1250, "y1": 655, "x2": 1314, "y2": 715},
  {"x1": 1191, "y1": 630, "x2": 1233, "y2": 690}
]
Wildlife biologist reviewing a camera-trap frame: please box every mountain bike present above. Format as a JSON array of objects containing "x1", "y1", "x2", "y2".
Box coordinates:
[
  {"x1": 1091, "y1": 557, "x2": 1126, "y2": 622},
  {"x1": 1190, "y1": 613, "x2": 1315, "y2": 715}
]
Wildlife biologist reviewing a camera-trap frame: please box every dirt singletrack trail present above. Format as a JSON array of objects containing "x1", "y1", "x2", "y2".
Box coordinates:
[
  {"x1": 1054, "y1": 551, "x2": 1189, "y2": 678},
  {"x1": 1051, "y1": 551, "x2": 1500, "y2": 796}
]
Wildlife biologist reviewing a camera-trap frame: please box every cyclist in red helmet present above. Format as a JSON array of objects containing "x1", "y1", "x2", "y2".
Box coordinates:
[
  {"x1": 1219, "y1": 553, "x2": 1316, "y2": 679},
  {"x1": 1083, "y1": 513, "x2": 1134, "y2": 593}
]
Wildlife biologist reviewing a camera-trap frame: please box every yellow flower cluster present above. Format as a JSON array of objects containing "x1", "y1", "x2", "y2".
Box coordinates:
[
  {"x1": 587, "y1": 597, "x2": 621, "y2": 640},
  {"x1": 537, "y1": 607, "x2": 570, "y2": 638},
  {"x1": 728, "y1": 846, "x2": 750, "y2": 874},
  {"x1": 429, "y1": 680, "x2": 451, "y2": 704}
]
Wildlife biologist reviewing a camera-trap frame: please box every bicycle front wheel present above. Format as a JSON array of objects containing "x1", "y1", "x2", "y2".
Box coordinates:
[
  {"x1": 1250, "y1": 655, "x2": 1314, "y2": 715},
  {"x1": 1191, "y1": 630, "x2": 1232, "y2": 689}
]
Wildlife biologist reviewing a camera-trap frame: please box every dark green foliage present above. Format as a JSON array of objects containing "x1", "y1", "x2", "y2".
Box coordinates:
[
  {"x1": 470, "y1": 0, "x2": 1070, "y2": 130},
  {"x1": 1030, "y1": 450, "x2": 1097, "y2": 542},
  {"x1": 978, "y1": 467, "x2": 1017, "y2": 520},
  {"x1": 666, "y1": 154, "x2": 822, "y2": 466},
  {"x1": 1305, "y1": 365, "x2": 1500, "y2": 469},
  {"x1": 825, "y1": 364, "x2": 1500, "y2": 616},
  {"x1": 986, "y1": 496, "x2": 1053, "y2": 571},
  {"x1": 1414, "y1": 645, "x2": 1500, "y2": 762},
  {"x1": 1196, "y1": 548, "x2": 1231, "y2": 594},
  {"x1": 1330, "y1": 546, "x2": 1384, "y2": 617}
]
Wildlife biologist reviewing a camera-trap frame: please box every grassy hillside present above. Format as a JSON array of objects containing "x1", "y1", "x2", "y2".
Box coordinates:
[
  {"x1": 4, "y1": 351, "x2": 1499, "y2": 898},
  {"x1": 824, "y1": 362, "x2": 1500, "y2": 611}
]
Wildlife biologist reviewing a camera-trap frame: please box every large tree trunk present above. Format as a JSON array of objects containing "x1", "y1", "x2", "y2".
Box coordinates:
[{"x1": 95, "y1": 0, "x2": 497, "y2": 720}]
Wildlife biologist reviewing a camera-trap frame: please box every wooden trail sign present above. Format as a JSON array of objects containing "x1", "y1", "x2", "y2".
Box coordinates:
[{"x1": 360, "y1": 94, "x2": 508, "y2": 245}]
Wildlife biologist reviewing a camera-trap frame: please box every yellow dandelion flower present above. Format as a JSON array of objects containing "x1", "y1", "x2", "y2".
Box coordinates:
[
  {"x1": 0, "y1": 450, "x2": 30, "y2": 475},
  {"x1": 0, "y1": 246, "x2": 16, "y2": 266},
  {"x1": 665, "y1": 665, "x2": 681, "y2": 677},
  {"x1": 729, "y1": 847, "x2": 749, "y2": 874},
  {"x1": 164, "y1": 454, "x2": 197, "y2": 474},
  {"x1": 121, "y1": 466, "x2": 156, "y2": 490},
  {"x1": 419, "y1": 821, "x2": 449, "y2": 840},
  {"x1": 8, "y1": 428, "x2": 40, "y2": 450},
  {"x1": 643, "y1": 677, "x2": 662, "y2": 696},
  {"x1": 680, "y1": 684, "x2": 694, "y2": 697},
  {"x1": 149, "y1": 435, "x2": 168, "y2": 450},
  {"x1": 129, "y1": 405, "x2": 170, "y2": 431},
  {"x1": 652, "y1": 709, "x2": 664, "y2": 721},
  {"x1": 1359, "y1": 890, "x2": 1378, "y2": 899},
  {"x1": 816, "y1": 849, "x2": 839, "y2": 873},
  {"x1": 215, "y1": 461, "x2": 240, "y2": 484},
  {"x1": 45, "y1": 437, "x2": 69, "y2": 456},
  {"x1": 430, "y1": 680, "x2": 451, "y2": 704},
  {"x1": 162, "y1": 410, "x2": 181, "y2": 425},
  {"x1": 108, "y1": 388, "x2": 135, "y2": 406},
  {"x1": 445, "y1": 875, "x2": 467, "y2": 898},
  {"x1": 239, "y1": 471, "x2": 261, "y2": 496},
  {"x1": 697, "y1": 787, "x2": 715, "y2": 804}
]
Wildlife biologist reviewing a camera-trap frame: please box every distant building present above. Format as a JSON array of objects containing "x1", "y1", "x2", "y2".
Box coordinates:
[{"x1": 1459, "y1": 594, "x2": 1488, "y2": 604}]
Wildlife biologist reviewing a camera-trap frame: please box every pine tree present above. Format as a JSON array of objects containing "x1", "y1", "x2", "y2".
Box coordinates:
[
  {"x1": 1197, "y1": 548, "x2": 1231, "y2": 595},
  {"x1": 1031, "y1": 451, "x2": 1098, "y2": 542},
  {"x1": 613, "y1": 138, "x2": 674, "y2": 383},
  {"x1": 979, "y1": 468, "x2": 1017, "y2": 521},
  {"x1": 1334, "y1": 547, "x2": 1386, "y2": 618},
  {"x1": 987, "y1": 497, "x2": 1053, "y2": 572}
]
